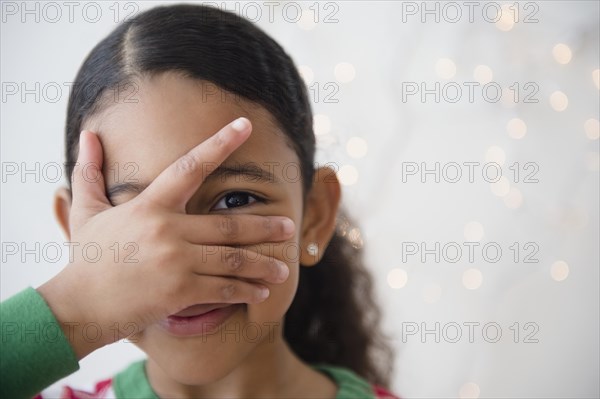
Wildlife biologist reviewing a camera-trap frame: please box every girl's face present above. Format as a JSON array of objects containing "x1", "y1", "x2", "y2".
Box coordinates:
[{"x1": 85, "y1": 72, "x2": 308, "y2": 384}]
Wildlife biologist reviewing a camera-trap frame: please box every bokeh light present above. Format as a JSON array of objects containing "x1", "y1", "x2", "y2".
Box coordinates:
[
  {"x1": 334, "y1": 62, "x2": 356, "y2": 83},
  {"x1": 495, "y1": 5, "x2": 515, "y2": 31},
  {"x1": 462, "y1": 268, "x2": 483, "y2": 290},
  {"x1": 337, "y1": 164, "x2": 359, "y2": 186},
  {"x1": 298, "y1": 65, "x2": 314, "y2": 85},
  {"x1": 551, "y1": 260, "x2": 570, "y2": 282},
  {"x1": 490, "y1": 176, "x2": 511, "y2": 197},
  {"x1": 552, "y1": 43, "x2": 572, "y2": 64},
  {"x1": 435, "y1": 58, "x2": 456, "y2": 79},
  {"x1": 485, "y1": 146, "x2": 506, "y2": 166},
  {"x1": 464, "y1": 221, "x2": 484, "y2": 241},
  {"x1": 550, "y1": 91, "x2": 569, "y2": 111},
  {"x1": 507, "y1": 118, "x2": 527, "y2": 139},
  {"x1": 387, "y1": 268, "x2": 408, "y2": 289},
  {"x1": 473, "y1": 65, "x2": 493, "y2": 84},
  {"x1": 503, "y1": 187, "x2": 524, "y2": 209},
  {"x1": 459, "y1": 382, "x2": 481, "y2": 399},
  {"x1": 313, "y1": 114, "x2": 331, "y2": 136},
  {"x1": 346, "y1": 137, "x2": 368, "y2": 158},
  {"x1": 584, "y1": 118, "x2": 599, "y2": 140}
]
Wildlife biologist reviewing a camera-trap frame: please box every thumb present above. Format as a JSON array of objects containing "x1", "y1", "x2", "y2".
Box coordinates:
[{"x1": 70, "y1": 131, "x2": 111, "y2": 223}]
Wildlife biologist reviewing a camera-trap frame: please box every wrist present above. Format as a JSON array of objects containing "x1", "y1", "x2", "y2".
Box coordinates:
[{"x1": 37, "y1": 272, "x2": 108, "y2": 360}]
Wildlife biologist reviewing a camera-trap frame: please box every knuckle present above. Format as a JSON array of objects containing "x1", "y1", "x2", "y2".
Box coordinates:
[
  {"x1": 219, "y1": 216, "x2": 240, "y2": 240},
  {"x1": 224, "y1": 249, "x2": 244, "y2": 272},
  {"x1": 220, "y1": 283, "x2": 236, "y2": 300},
  {"x1": 129, "y1": 201, "x2": 147, "y2": 216},
  {"x1": 262, "y1": 217, "x2": 273, "y2": 235},
  {"x1": 214, "y1": 133, "x2": 227, "y2": 148},
  {"x1": 175, "y1": 153, "x2": 199, "y2": 175},
  {"x1": 214, "y1": 131, "x2": 227, "y2": 149},
  {"x1": 172, "y1": 277, "x2": 188, "y2": 294},
  {"x1": 146, "y1": 217, "x2": 171, "y2": 241},
  {"x1": 155, "y1": 243, "x2": 179, "y2": 266},
  {"x1": 162, "y1": 275, "x2": 188, "y2": 302}
]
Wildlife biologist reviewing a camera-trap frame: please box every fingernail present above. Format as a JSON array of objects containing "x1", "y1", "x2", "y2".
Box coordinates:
[
  {"x1": 281, "y1": 218, "x2": 295, "y2": 237},
  {"x1": 277, "y1": 261, "x2": 289, "y2": 281},
  {"x1": 231, "y1": 117, "x2": 250, "y2": 133},
  {"x1": 259, "y1": 287, "x2": 270, "y2": 300},
  {"x1": 79, "y1": 131, "x2": 87, "y2": 150},
  {"x1": 79, "y1": 130, "x2": 96, "y2": 151}
]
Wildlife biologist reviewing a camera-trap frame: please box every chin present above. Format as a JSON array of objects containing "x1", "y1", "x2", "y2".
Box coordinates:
[
  {"x1": 136, "y1": 321, "x2": 257, "y2": 385},
  {"x1": 160, "y1": 351, "x2": 239, "y2": 385},
  {"x1": 134, "y1": 280, "x2": 297, "y2": 386}
]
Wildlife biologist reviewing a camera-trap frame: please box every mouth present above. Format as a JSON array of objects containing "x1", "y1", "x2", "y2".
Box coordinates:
[{"x1": 158, "y1": 303, "x2": 244, "y2": 337}]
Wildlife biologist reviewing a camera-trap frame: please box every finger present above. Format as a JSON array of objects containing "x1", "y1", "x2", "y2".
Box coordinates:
[
  {"x1": 142, "y1": 117, "x2": 252, "y2": 210},
  {"x1": 70, "y1": 131, "x2": 111, "y2": 221},
  {"x1": 183, "y1": 275, "x2": 271, "y2": 305},
  {"x1": 176, "y1": 214, "x2": 295, "y2": 245},
  {"x1": 188, "y1": 245, "x2": 289, "y2": 284}
]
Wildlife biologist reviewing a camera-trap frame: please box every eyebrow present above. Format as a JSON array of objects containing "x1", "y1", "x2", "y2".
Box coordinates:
[{"x1": 106, "y1": 163, "x2": 281, "y2": 201}]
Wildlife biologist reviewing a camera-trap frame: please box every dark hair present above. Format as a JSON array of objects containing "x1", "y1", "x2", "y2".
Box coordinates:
[{"x1": 65, "y1": 3, "x2": 393, "y2": 387}]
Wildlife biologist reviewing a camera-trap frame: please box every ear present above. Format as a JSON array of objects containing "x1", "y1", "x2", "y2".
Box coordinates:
[
  {"x1": 299, "y1": 167, "x2": 341, "y2": 266},
  {"x1": 54, "y1": 187, "x2": 72, "y2": 240}
]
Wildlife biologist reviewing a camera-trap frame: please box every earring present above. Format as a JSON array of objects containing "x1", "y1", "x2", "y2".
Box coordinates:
[{"x1": 307, "y1": 242, "x2": 319, "y2": 256}]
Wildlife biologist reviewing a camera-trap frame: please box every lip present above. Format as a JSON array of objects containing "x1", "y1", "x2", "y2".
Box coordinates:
[{"x1": 158, "y1": 304, "x2": 243, "y2": 337}]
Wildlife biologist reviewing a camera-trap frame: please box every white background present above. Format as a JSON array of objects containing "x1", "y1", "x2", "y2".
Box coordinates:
[{"x1": 1, "y1": 1, "x2": 599, "y2": 398}]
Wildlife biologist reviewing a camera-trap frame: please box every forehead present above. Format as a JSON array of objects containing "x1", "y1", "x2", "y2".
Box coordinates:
[{"x1": 85, "y1": 72, "x2": 296, "y2": 182}]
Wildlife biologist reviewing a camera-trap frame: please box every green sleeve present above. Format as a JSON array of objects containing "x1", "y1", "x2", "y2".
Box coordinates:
[{"x1": 1, "y1": 287, "x2": 80, "y2": 398}]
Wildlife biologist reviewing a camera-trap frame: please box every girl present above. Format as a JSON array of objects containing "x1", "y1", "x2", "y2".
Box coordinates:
[{"x1": 0, "y1": 4, "x2": 398, "y2": 398}]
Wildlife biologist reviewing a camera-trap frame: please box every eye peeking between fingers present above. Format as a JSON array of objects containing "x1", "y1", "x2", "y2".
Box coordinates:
[{"x1": 211, "y1": 191, "x2": 265, "y2": 211}]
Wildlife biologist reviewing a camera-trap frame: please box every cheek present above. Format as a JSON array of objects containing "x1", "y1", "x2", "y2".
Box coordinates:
[{"x1": 245, "y1": 239, "x2": 301, "y2": 326}]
